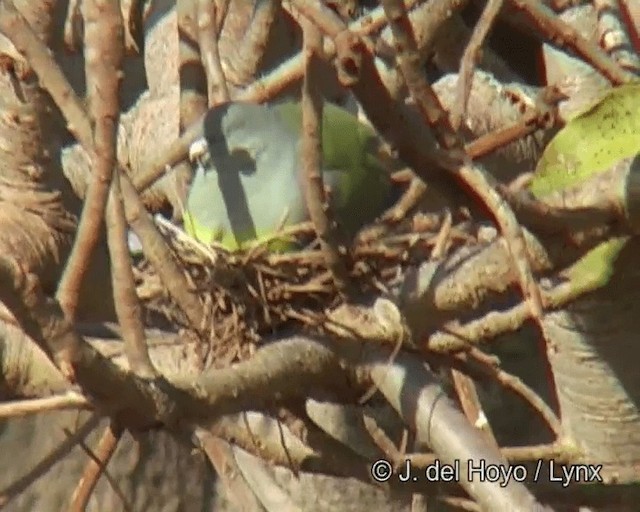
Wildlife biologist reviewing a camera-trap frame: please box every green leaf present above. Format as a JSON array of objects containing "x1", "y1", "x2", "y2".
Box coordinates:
[
  {"x1": 530, "y1": 84, "x2": 640, "y2": 198},
  {"x1": 564, "y1": 237, "x2": 628, "y2": 295}
]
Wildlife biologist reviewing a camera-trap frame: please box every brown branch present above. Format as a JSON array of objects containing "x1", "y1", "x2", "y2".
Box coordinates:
[
  {"x1": 194, "y1": 336, "x2": 350, "y2": 414},
  {"x1": 197, "y1": 0, "x2": 230, "y2": 105},
  {"x1": 56, "y1": 0, "x2": 124, "y2": 321},
  {"x1": 242, "y1": 0, "x2": 429, "y2": 102},
  {"x1": 365, "y1": 347, "x2": 545, "y2": 511},
  {"x1": 379, "y1": 0, "x2": 552, "y2": 379},
  {"x1": 450, "y1": 367, "x2": 500, "y2": 448},
  {"x1": 407, "y1": 441, "x2": 573, "y2": 468},
  {"x1": 508, "y1": 0, "x2": 636, "y2": 84},
  {"x1": 382, "y1": 176, "x2": 427, "y2": 223},
  {"x1": 465, "y1": 348, "x2": 563, "y2": 437},
  {"x1": 621, "y1": 0, "x2": 640, "y2": 53},
  {"x1": 594, "y1": 0, "x2": 640, "y2": 73},
  {"x1": 68, "y1": 423, "x2": 126, "y2": 512},
  {"x1": 465, "y1": 86, "x2": 563, "y2": 161},
  {"x1": 305, "y1": 399, "x2": 382, "y2": 460},
  {"x1": 198, "y1": 435, "x2": 265, "y2": 511},
  {"x1": 120, "y1": 174, "x2": 206, "y2": 335},
  {"x1": 0, "y1": 0, "x2": 93, "y2": 149},
  {"x1": 0, "y1": 393, "x2": 91, "y2": 418},
  {"x1": 452, "y1": 0, "x2": 504, "y2": 130},
  {"x1": 427, "y1": 249, "x2": 624, "y2": 354},
  {"x1": 380, "y1": 0, "x2": 460, "y2": 150},
  {"x1": 301, "y1": 19, "x2": 351, "y2": 294},
  {"x1": 48, "y1": 0, "x2": 153, "y2": 386},
  {"x1": 294, "y1": 0, "x2": 464, "y2": 200},
  {"x1": 0, "y1": 414, "x2": 101, "y2": 509},
  {"x1": 106, "y1": 171, "x2": 157, "y2": 378},
  {"x1": 0, "y1": 264, "x2": 201, "y2": 430}
]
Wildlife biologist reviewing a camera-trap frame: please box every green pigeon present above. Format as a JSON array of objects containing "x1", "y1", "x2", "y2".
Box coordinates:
[{"x1": 183, "y1": 100, "x2": 394, "y2": 251}]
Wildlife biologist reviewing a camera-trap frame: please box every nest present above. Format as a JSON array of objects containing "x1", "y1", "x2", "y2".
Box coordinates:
[{"x1": 135, "y1": 211, "x2": 474, "y2": 366}]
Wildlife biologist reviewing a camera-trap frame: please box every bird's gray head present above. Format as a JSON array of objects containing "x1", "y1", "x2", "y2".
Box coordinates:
[
  {"x1": 202, "y1": 102, "x2": 232, "y2": 146},
  {"x1": 189, "y1": 103, "x2": 238, "y2": 172},
  {"x1": 205, "y1": 102, "x2": 274, "y2": 143},
  {"x1": 198, "y1": 102, "x2": 278, "y2": 168},
  {"x1": 188, "y1": 103, "x2": 233, "y2": 170}
]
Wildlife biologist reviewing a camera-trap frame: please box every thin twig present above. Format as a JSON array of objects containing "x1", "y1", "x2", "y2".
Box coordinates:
[
  {"x1": 0, "y1": 0, "x2": 93, "y2": 149},
  {"x1": 407, "y1": 441, "x2": 573, "y2": 467},
  {"x1": 0, "y1": 393, "x2": 91, "y2": 418},
  {"x1": 107, "y1": 170, "x2": 157, "y2": 378},
  {"x1": 380, "y1": 0, "x2": 460, "y2": 150},
  {"x1": 0, "y1": 414, "x2": 101, "y2": 509},
  {"x1": 465, "y1": 100, "x2": 557, "y2": 160},
  {"x1": 382, "y1": 176, "x2": 427, "y2": 223},
  {"x1": 380, "y1": 0, "x2": 553, "y2": 390},
  {"x1": 199, "y1": 435, "x2": 270, "y2": 511},
  {"x1": 594, "y1": 0, "x2": 640, "y2": 73},
  {"x1": 427, "y1": 254, "x2": 621, "y2": 353},
  {"x1": 509, "y1": 0, "x2": 636, "y2": 84},
  {"x1": 55, "y1": 0, "x2": 123, "y2": 320},
  {"x1": 452, "y1": 0, "x2": 504, "y2": 130},
  {"x1": 68, "y1": 423, "x2": 129, "y2": 512},
  {"x1": 197, "y1": 0, "x2": 230, "y2": 105},
  {"x1": 301, "y1": 18, "x2": 351, "y2": 294},
  {"x1": 120, "y1": 174, "x2": 206, "y2": 336},
  {"x1": 450, "y1": 367, "x2": 499, "y2": 447},
  {"x1": 466, "y1": 347, "x2": 563, "y2": 437}
]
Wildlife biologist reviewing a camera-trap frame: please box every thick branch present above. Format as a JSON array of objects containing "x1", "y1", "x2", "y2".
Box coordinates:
[{"x1": 365, "y1": 347, "x2": 548, "y2": 511}]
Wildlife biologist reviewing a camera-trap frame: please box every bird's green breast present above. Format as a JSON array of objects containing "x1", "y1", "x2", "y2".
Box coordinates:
[{"x1": 276, "y1": 102, "x2": 391, "y2": 235}]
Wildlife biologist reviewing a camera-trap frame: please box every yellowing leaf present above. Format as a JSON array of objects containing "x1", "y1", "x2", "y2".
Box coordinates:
[
  {"x1": 530, "y1": 84, "x2": 640, "y2": 198},
  {"x1": 564, "y1": 237, "x2": 628, "y2": 296}
]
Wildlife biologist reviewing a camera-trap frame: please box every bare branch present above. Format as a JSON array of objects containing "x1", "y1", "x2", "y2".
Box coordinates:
[
  {"x1": 0, "y1": 0, "x2": 92, "y2": 148},
  {"x1": 0, "y1": 393, "x2": 90, "y2": 419},
  {"x1": 366, "y1": 348, "x2": 547, "y2": 511},
  {"x1": 107, "y1": 171, "x2": 158, "y2": 378},
  {"x1": 0, "y1": 414, "x2": 101, "y2": 509},
  {"x1": 451, "y1": 0, "x2": 504, "y2": 130},
  {"x1": 120, "y1": 174, "x2": 206, "y2": 335},
  {"x1": 68, "y1": 423, "x2": 126, "y2": 512},
  {"x1": 509, "y1": 0, "x2": 636, "y2": 84},
  {"x1": 301, "y1": 18, "x2": 351, "y2": 294},
  {"x1": 197, "y1": 0, "x2": 230, "y2": 105},
  {"x1": 198, "y1": 435, "x2": 266, "y2": 511},
  {"x1": 56, "y1": 0, "x2": 124, "y2": 320},
  {"x1": 194, "y1": 336, "x2": 350, "y2": 414}
]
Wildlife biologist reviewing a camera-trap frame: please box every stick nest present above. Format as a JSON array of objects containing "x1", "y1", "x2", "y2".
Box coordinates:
[{"x1": 135, "y1": 212, "x2": 473, "y2": 366}]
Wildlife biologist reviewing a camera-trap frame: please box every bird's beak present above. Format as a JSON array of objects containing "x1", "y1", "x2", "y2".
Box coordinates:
[{"x1": 188, "y1": 138, "x2": 209, "y2": 166}]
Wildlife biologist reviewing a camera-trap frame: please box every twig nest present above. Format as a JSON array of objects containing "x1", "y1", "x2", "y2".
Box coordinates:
[{"x1": 135, "y1": 210, "x2": 474, "y2": 360}]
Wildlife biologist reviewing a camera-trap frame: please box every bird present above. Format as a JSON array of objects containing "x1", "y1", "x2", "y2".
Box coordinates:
[{"x1": 183, "y1": 100, "x2": 395, "y2": 252}]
